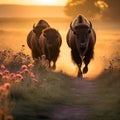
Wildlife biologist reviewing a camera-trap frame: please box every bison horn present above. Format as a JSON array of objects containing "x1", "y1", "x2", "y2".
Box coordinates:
[
  {"x1": 33, "y1": 23, "x2": 36, "y2": 28},
  {"x1": 70, "y1": 22, "x2": 75, "y2": 32},
  {"x1": 43, "y1": 32, "x2": 46, "y2": 37},
  {"x1": 89, "y1": 21, "x2": 92, "y2": 30},
  {"x1": 87, "y1": 21, "x2": 92, "y2": 33}
]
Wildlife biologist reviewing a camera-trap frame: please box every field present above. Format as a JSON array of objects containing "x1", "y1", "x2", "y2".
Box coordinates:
[
  {"x1": 0, "y1": 17, "x2": 120, "y2": 77},
  {"x1": 0, "y1": 17, "x2": 120, "y2": 120}
]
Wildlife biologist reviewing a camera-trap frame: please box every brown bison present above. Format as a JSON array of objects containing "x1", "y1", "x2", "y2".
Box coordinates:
[
  {"x1": 66, "y1": 15, "x2": 96, "y2": 77},
  {"x1": 27, "y1": 19, "x2": 50, "y2": 59},
  {"x1": 39, "y1": 27, "x2": 62, "y2": 69}
]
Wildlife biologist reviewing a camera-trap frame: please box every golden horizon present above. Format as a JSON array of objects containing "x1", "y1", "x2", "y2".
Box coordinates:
[{"x1": 0, "y1": 0, "x2": 67, "y2": 6}]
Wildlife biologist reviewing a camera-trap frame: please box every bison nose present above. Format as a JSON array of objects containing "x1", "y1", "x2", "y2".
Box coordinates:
[
  {"x1": 80, "y1": 42, "x2": 86, "y2": 48},
  {"x1": 48, "y1": 43, "x2": 52, "y2": 48}
]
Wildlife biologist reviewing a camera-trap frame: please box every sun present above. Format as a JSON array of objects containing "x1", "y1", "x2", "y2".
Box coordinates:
[{"x1": 35, "y1": 0, "x2": 67, "y2": 6}]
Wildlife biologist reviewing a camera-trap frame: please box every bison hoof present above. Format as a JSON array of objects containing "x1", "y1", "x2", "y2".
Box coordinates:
[
  {"x1": 77, "y1": 72, "x2": 83, "y2": 78},
  {"x1": 52, "y1": 65, "x2": 56, "y2": 70},
  {"x1": 83, "y1": 66, "x2": 88, "y2": 74}
]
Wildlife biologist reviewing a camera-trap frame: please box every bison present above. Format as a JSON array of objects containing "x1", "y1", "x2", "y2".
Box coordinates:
[
  {"x1": 27, "y1": 19, "x2": 50, "y2": 59},
  {"x1": 39, "y1": 27, "x2": 62, "y2": 69},
  {"x1": 66, "y1": 15, "x2": 96, "y2": 77}
]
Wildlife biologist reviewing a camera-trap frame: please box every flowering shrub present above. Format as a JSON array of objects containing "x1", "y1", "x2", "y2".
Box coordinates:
[
  {"x1": 104, "y1": 51, "x2": 120, "y2": 71},
  {"x1": 33, "y1": 55, "x2": 49, "y2": 72},
  {"x1": 0, "y1": 45, "x2": 60, "y2": 119},
  {"x1": 0, "y1": 45, "x2": 41, "y2": 120},
  {"x1": 0, "y1": 82, "x2": 13, "y2": 120},
  {"x1": 0, "y1": 45, "x2": 32, "y2": 72}
]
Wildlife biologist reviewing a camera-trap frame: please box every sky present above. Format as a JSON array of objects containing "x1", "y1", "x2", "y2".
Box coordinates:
[{"x1": 0, "y1": 0, "x2": 68, "y2": 6}]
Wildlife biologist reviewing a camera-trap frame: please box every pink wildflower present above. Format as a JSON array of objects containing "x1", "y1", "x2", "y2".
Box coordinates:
[
  {"x1": 28, "y1": 63, "x2": 34, "y2": 69},
  {"x1": 21, "y1": 65, "x2": 27, "y2": 70},
  {"x1": 16, "y1": 74, "x2": 23, "y2": 80},
  {"x1": 3, "y1": 70, "x2": 10, "y2": 75},
  {"x1": 10, "y1": 73, "x2": 16, "y2": 80},
  {"x1": 4, "y1": 83, "x2": 11, "y2": 89},
  {"x1": 30, "y1": 72, "x2": 35, "y2": 78},
  {"x1": 0, "y1": 86, "x2": 5, "y2": 92},
  {"x1": 23, "y1": 68, "x2": 29, "y2": 74},
  {"x1": 0, "y1": 71, "x2": 3, "y2": 77},
  {"x1": 32, "y1": 78, "x2": 39, "y2": 83},
  {"x1": 1, "y1": 64, "x2": 5, "y2": 69}
]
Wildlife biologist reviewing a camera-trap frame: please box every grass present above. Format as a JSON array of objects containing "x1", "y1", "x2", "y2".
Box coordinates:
[
  {"x1": 0, "y1": 46, "x2": 120, "y2": 120},
  {"x1": 11, "y1": 70, "x2": 120, "y2": 120}
]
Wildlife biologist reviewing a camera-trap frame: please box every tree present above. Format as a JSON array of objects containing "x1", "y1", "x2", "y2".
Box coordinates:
[{"x1": 64, "y1": 0, "x2": 120, "y2": 21}]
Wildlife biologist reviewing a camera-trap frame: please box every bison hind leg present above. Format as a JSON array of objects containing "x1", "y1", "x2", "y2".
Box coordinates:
[
  {"x1": 83, "y1": 66, "x2": 88, "y2": 74},
  {"x1": 77, "y1": 70, "x2": 83, "y2": 78},
  {"x1": 77, "y1": 63, "x2": 83, "y2": 78},
  {"x1": 52, "y1": 63, "x2": 56, "y2": 70}
]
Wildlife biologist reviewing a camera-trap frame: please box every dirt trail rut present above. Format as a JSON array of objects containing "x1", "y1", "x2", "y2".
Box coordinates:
[{"x1": 51, "y1": 77, "x2": 97, "y2": 120}]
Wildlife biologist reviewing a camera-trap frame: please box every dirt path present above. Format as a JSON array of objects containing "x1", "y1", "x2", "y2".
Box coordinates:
[{"x1": 51, "y1": 77, "x2": 97, "y2": 120}]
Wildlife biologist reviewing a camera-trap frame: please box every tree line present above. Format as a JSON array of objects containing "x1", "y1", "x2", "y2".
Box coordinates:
[{"x1": 64, "y1": 0, "x2": 120, "y2": 21}]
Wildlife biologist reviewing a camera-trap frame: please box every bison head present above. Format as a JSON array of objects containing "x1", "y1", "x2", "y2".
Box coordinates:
[
  {"x1": 32, "y1": 20, "x2": 50, "y2": 39},
  {"x1": 43, "y1": 28, "x2": 61, "y2": 49},
  {"x1": 33, "y1": 24, "x2": 47, "y2": 38},
  {"x1": 70, "y1": 21, "x2": 92, "y2": 56}
]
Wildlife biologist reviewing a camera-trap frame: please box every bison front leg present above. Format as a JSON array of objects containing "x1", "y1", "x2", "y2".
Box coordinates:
[
  {"x1": 32, "y1": 49, "x2": 40, "y2": 60},
  {"x1": 71, "y1": 49, "x2": 82, "y2": 77},
  {"x1": 52, "y1": 62, "x2": 56, "y2": 70},
  {"x1": 77, "y1": 63, "x2": 82, "y2": 77},
  {"x1": 83, "y1": 52, "x2": 93, "y2": 74}
]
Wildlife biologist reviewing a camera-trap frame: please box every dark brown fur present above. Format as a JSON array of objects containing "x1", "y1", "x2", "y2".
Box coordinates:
[
  {"x1": 27, "y1": 20, "x2": 50, "y2": 59},
  {"x1": 66, "y1": 15, "x2": 96, "y2": 77},
  {"x1": 39, "y1": 28, "x2": 62, "y2": 69}
]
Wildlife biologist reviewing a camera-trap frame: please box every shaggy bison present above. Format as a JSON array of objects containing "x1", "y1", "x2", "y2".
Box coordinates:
[
  {"x1": 66, "y1": 15, "x2": 96, "y2": 77},
  {"x1": 27, "y1": 19, "x2": 50, "y2": 59},
  {"x1": 39, "y1": 27, "x2": 62, "y2": 69}
]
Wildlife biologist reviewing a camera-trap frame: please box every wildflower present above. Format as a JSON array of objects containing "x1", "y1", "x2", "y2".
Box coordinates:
[
  {"x1": 2, "y1": 75, "x2": 10, "y2": 80},
  {"x1": 0, "y1": 86, "x2": 5, "y2": 92},
  {"x1": 3, "y1": 70, "x2": 10, "y2": 75},
  {"x1": 30, "y1": 72, "x2": 35, "y2": 78},
  {"x1": 21, "y1": 65, "x2": 27, "y2": 70},
  {"x1": 23, "y1": 68, "x2": 29, "y2": 74},
  {"x1": 10, "y1": 73, "x2": 16, "y2": 80},
  {"x1": 28, "y1": 63, "x2": 34, "y2": 69},
  {"x1": 0, "y1": 71, "x2": 3, "y2": 77},
  {"x1": 4, "y1": 83, "x2": 11, "y2": 89},
  {"x1": 16, "y1": 74, "x2": 23, "y2": 80},
  {"x1": 1, "y1": 64, "x2": 5, "y2": 69},
  {"x1": 32, "y1": 78, "x2": 39, "y2": 83}
]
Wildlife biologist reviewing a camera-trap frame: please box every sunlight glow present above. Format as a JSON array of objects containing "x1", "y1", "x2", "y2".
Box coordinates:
[
  {"x1": 0, "y1": 0, "x2": 67, "y2": 6},
  {"x1": 37, "y1": 0, "x2": 67, "y2": 6},
  {"x1": 95, "y1": 0, "x2": 108, "y2": 9}
]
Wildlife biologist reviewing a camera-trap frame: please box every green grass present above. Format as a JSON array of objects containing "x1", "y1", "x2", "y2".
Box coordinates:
[{"x1": 10, "y1": 69, "x2": 120, "y2": 120}]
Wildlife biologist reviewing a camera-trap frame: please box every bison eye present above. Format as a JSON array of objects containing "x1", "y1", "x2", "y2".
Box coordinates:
[
  {"x1": 73, "y1": 31, "x2": 77, "y2": 35},
  {"x1": 88, "y1": 29, "x2": 91, "y2": 34}
]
